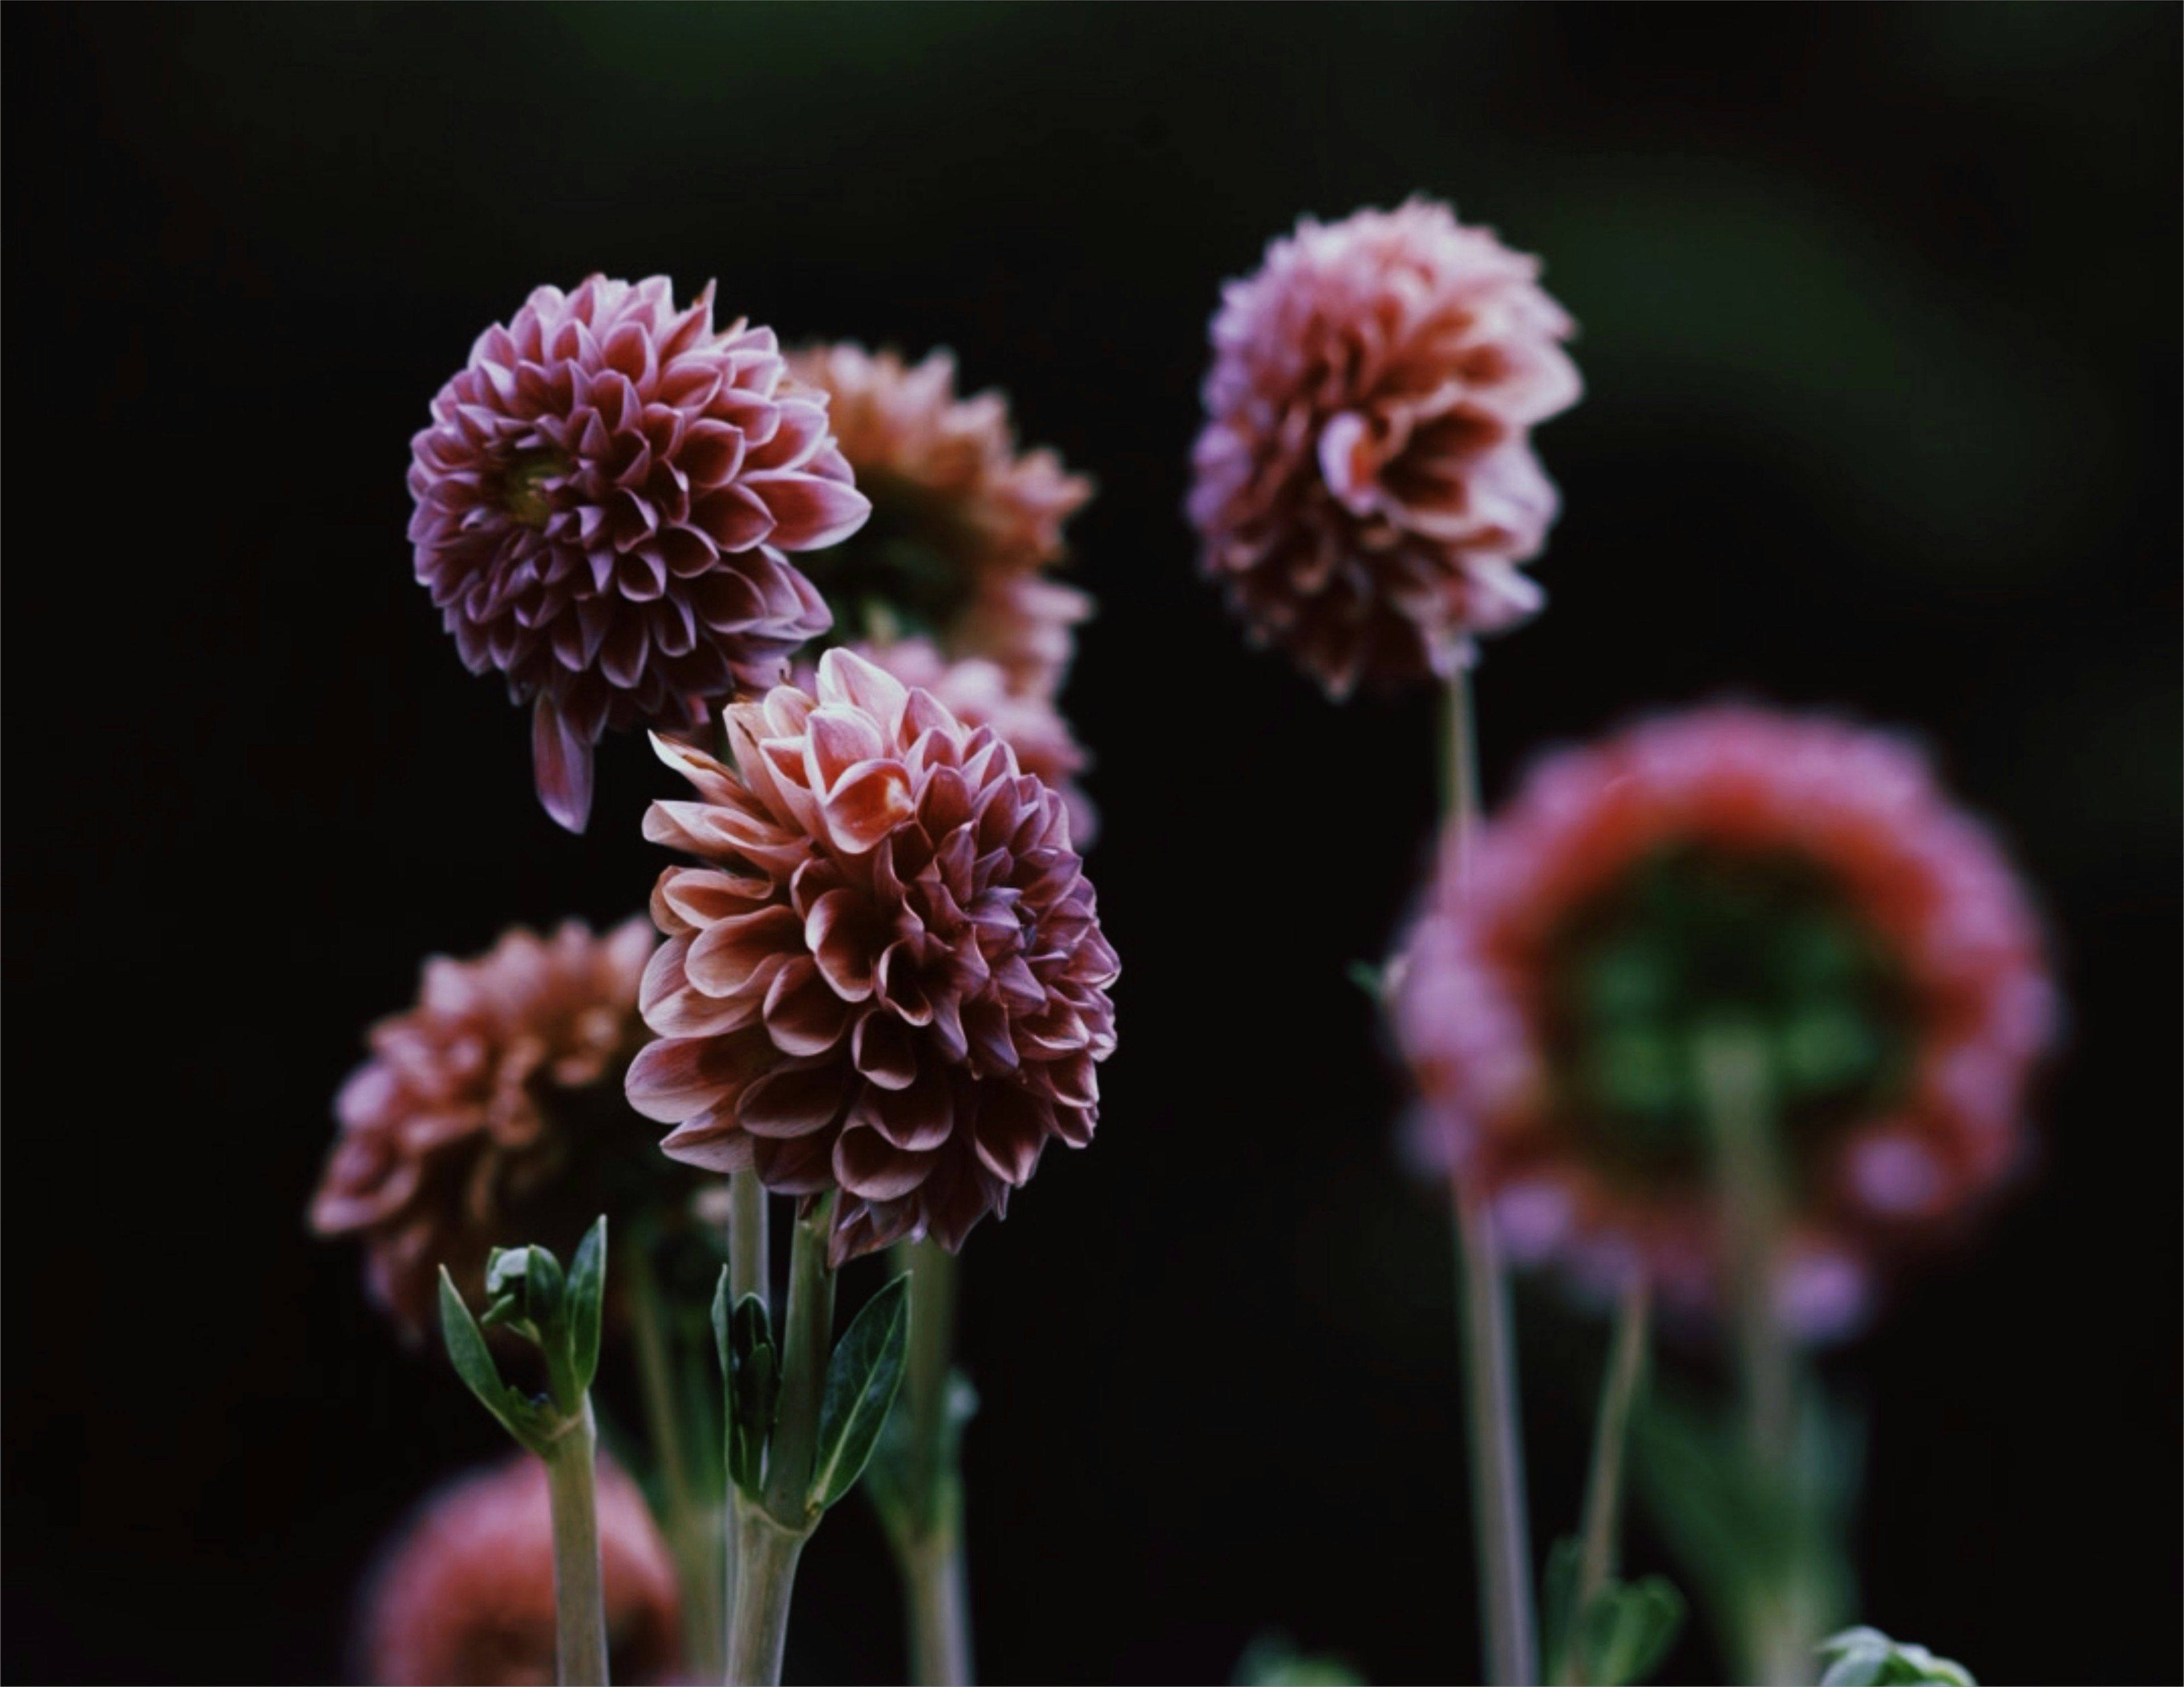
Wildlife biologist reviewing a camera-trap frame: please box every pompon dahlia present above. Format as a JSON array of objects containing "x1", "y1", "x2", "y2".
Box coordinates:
[
  {"x1": 410, "y1": 276, "x2": 871, "y2": 832},
  {"x1": 624, "y1": 648, "x2": 1119, "y2": 1265},
  {"x1": 355, "y1": 1454, "x2": 680, "y2": 1686},
  {"x1": 796, "y1": 637, "x2": 1097, "y2": 845},
  {"x1": 785, "y1": 342, "x2": 1093, "y2": 696},
  {"x1": 311, "y1": 918, "x2": 670, "y2": 1337},
  {"x1": 1189, "y1": 198, "x2": 1581, "y2": 697},
  {"x1": 1391, "y1": 707, "x2": 2055, "y2": 1340}
]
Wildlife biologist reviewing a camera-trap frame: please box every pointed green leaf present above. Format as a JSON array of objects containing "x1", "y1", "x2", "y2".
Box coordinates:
[
  {"x1": 727, "y1": 1291, "x2": 779, "y2": 1497},
  {"x1": 1818, "y1": 1628, "x2": 1974, "y2": 1687},
  {"x1": 1592, "y1": 1577, "x2": 1685, "y2": 1685},
  {"x1": 1541, "y1": 1536, "x2": 1583, "y2": 1686},
  {"x1": 566, "y1": 1216, "x2": 607, "y2": 1398},
  {"x1": 440, "y1": 1266, "x2": 551, "y2": 1454},
  {"x1": 806, "y1": 1274, "x2": 911, "y2": 1512}
]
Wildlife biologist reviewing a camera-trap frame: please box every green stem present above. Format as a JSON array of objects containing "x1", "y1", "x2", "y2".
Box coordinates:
[
  {"x1": 726, "y1": 1494, "x2": 809, "y2": 1687},
  {"x1": 1695, "y1": 1021, "x2": 1811, "y2": 1687},
  {"x1": 626, "y1": 1241, "x2": 725, "y2": 1683},
  {"x1": 893, "y1": 1241, "x2": 973, "y2": 1684},
  {"x1": 1443, "y1": 671, "x2": 1538, "y2": 1687},
  {"x1": 543, "y1": 1400, "x2": 611, "y2": 1687},
  {"x1": 1693, "y1": 1023, "x2": 1792, "y2": 1472},
  {"x1": 762, "y1": 1192, "x2": 838, "y2": 1522},
  {"x1": 730, "y1": 1170, "x2": 770, "y2": 1312},
  {"x1": 1563, "y1": 1279, "x2": 1653, "y2": 1686}
]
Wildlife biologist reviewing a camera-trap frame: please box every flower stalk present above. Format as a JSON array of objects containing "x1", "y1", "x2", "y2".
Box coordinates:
[
  {"x1": 1443, "y1": 670, "x2": 1539, "y2": 1687},
  {"x1": 1562, "y1": 1279, "x2": 1653, "y2": 1686},
  {"x1": 891, "y1": 1240, "x2": 974, "y2": 1685},
  {"x1": 543, "y1": 1402, "x2": 612, "y2": 1687}
]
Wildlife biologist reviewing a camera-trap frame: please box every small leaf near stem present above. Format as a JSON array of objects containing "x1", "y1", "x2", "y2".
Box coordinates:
[
  {"x1": 808, "y1": 1274, "x2": 912, "y2": 1512},
  {"x1": 566, "y1": 1216, "x2": 607, "y2": 1399}
]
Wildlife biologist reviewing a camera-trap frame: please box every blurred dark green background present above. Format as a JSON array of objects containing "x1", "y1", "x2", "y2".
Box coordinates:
[{"x1": 7, "y1": 5, "x2": 2178, "y2": 1684}]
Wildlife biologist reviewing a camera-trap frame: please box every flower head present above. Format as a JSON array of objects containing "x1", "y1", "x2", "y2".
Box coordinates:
[
  {"x1": 1189, "y1": 198, "x2": 1580, "y2": 697},
  {"x1": 786, "y1": 342, "x2": 1093, "y2": 695},
  {"x1": 410, "y1": 276, "x2": 871, "y2": 831},
  {"x1": 797, "y1": 637, "x2": 1097, "y2": 845},
  {"x1": 626, "y1": 649, "x2": 1119, "y2": 1265},
  {"x1": 311, "y1": 918, "x2": 667, "y2": 1337},
  {"x1": 1391, "y1": 707, "x2": 2055, "y2": 1339},
  {"x1": 355, "y1": 1454, "x2": 680, "y2": 1686}
]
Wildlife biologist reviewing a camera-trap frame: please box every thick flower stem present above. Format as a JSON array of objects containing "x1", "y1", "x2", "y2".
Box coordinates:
[
  {"x1": 726, "y1": 1496, "x2": 809, "y2": 1687},
  {"x1": 722, "y1": 1192, "x2": 836, "y2": 1686},
  {"x1": 729, "y1": 1170, "x2": 770, "y2": 1311},
  {"x1": 543, "y1": 1400, "x2": 611, "y2": 1687},
  {"x1": 1443, "y1": 671, "x2": 1539, "y2": 1687},
  {"x1": 891, "y1": 1241, "x2": 974, "y2": 1685},
  {"x1": 626, "y1": 1242, "x2": 725, "y2": 1683},
  {"x1": 1563, "y1": 1279, "x2": 1653, "y2": 1685},
  {"x1": 1695, "y1": 1021, "x2": 1811, "y2": 1687}
]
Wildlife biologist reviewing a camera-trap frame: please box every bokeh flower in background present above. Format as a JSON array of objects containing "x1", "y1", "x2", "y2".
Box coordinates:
[
  {"x1": 625, "y1": 648, "x2": 1119, "y2": 1264},
  {"x1": 1189, "y1": 197, "x2": 1580, "y2": 697},
  {"x1": 354, "y1": 1453, "x2": 681, "y2": 1686},
  {"x1": 409, "y1": 275, "x2": 871, "y2": 832},
  {"x1": 1392, "y1": 705, "x2": 2056, "y2": 1338},
  {"x1": 787, "y1": 342, "x2": 1094, "y2": 695},
  {"x1": 311, "y1": 918, "x2": 665, "y2": 1337}
]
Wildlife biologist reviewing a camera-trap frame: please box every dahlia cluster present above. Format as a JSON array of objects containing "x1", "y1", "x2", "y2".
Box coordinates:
[
  {"x1": 625, "y1": 648, "x2": 1119, "y2": 1263},
  {"x1": 1189, "y1": 197, "x2": 1581, "y2": 697},
  {"x1": 1393, "y1": 706, "x2": 2055, "y2": 1337},
  {"x1": 408, "y1": 276, "x2": 870, "y2": 831},
  {"x1": 310, "y1": 917, "x2": 663, "y2": 1334}
]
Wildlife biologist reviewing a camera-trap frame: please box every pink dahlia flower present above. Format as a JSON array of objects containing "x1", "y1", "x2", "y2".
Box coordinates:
[
  {"x1": 1391, "y1": 707, "x2": 2055, "y2": 1340},
  {"x1": 1189, "y1": 198, "x2": 1580, "y2": 697},
  {"x1": 410, "y1": 276, "x2": 871, "y2": 832},
  {"x1": 796, "y1": 638, "x2": 1097, "y2": 845},
  {"x1": 311, "y1": 918, "x2": 666, "y2": 1337},
  {"x1": 625, "y1": 649, "x2": 1119, "y2": 1264},
  {"x1": 355, "y1": 1454, "x2": 680, "y2": 1686},
  {"x1": 786, "y1": 342, "x2": 1093, "y2": 697}
]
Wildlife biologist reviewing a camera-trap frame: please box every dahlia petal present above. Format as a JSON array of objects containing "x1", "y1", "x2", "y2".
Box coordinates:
[
  {"x1": 661, "y1": 1108, "x2": 756, "y2": 1174},
  {"x1": 625, "y1": 1034, "x2": 744, "y2": 1124},
  {"x1": 853, "y1": 1064, "x2": 955, "y2": 1152},
  {"x1": 751, "y1": 1129, "x2": 838, "y2": 1194},
  {"x1": 685, "y1": 905, "x2": 804, "y2": 998},
  {"x1": 820, "y1": 760, "x2": 915, "y2": 856},
  {"x1": 739, "y1": 1059, "x2": 850, "y2": 1138},
  {"x1": 805, "y1": 888, "x2": 884, "y2": 1002},
  {"x1": 816, "y1": 648, "x2": 909, "y2": 731},
  {"x1": 532, "y1": 695, "x2": 595, "y2": 834},
  {"x1": 660, "y1": 867, "x2": 775, "y2": 927},
  {"x1": 745, "y1": 471, "x2": 872, "y2": 551},
  {"x1": 805, "y1": 705, "x2": 890, "y2": 796},
  {"x1": 971, "y1": 1083, "x2": 1051, "y2": 1186},
  {"x1": 763, "y1": 956, "x2": 855, "y2": 1057},
  {"x1": 851, "y1": 1008, "x2": 920, "y2": 1091},
  {"x1": 833, "y1": 1126, "x2": 938, "y2": 1201}
]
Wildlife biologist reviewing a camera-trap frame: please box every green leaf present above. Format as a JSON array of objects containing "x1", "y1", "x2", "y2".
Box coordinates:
[
  {"x1": 806, "y1": 1274, "x2": 911, "y2": 1512},
  {"x1": 1590, "y1": 1577, "x2": 1685, "y2": 1685},
  {"x1": 1541, "y1": 1536, "x2": 1584, "y2": 1686},
  {"x1": 1345, "y1": 960, "x2": 1387, "y2": 1001},
  {"x1": 565, "y1": 1216, "x2": 607, "y2": 1400},
  {"x1": 726, "y1": 1291, "x2": 779, "y2": 1498},
  {"x1": 1818, "y1": 1628, "x2": 1975, "y2": 1687},
  {"x1": 439, "y1": 1266, "x2": 554, "y2": 1454},
  {"x1": 1232, "y1": 1634, "x2": 1365, "y2": 1686}
]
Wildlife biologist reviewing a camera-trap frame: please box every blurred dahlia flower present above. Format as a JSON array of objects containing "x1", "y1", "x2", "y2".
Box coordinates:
[
  {"x1": 1391, "y1": 707, "x2": 2055, "y2": 1340},
  {"x1": 626, "y1": 648, "x2": 1119, "y2": 1265},
  {"x1": 797, "y1": 637, "x2": 1097, "y2": 845},
  {"x1": 355, "y1": 1454, "x2": 680, "y2": 1686},
  {"x1": 410, "y1": 276, "x2": 870, "y2": 832},
  {"x1": 311, "y1": 918, "x2": 664, "y2": 1337},
  {"x1": 1189, "y1": 198, "x2": 1580, "y2": 697},
  {"x1": 786, "y1": 342, "x2": 1093, "y2": 696}
]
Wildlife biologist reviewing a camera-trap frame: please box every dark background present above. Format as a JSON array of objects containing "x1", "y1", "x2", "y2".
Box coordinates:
[{"x1": 7, "y1": 6, "x2": 2178, "y2": 1684}]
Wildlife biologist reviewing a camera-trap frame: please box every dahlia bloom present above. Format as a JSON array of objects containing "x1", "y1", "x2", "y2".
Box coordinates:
[
  {"x1": 1392, "y1": 707, "x2": 2055, "y2": 1339},
  {"x1": 797, "y1": 637, "x2": 1097, "y2": 845},
  {"x1": 785, "y1": 342, "x2": 1093, "y2": 696},
  {"x1": 1189, "y1": 198, "x2": 1580, "y2": 697},
  {"x1": 355, "y1": 1454, "x2": 680, "y2": 1686},
  {"x1": 311, "y1": 918, "x2": 663, "y2": 1337},
  {"x1": 625, "y1": 649, "x2": 1119, "y2": 1265},
  {"x1": 410, "y1": 276, "x2": 871, "y2": 832}
]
